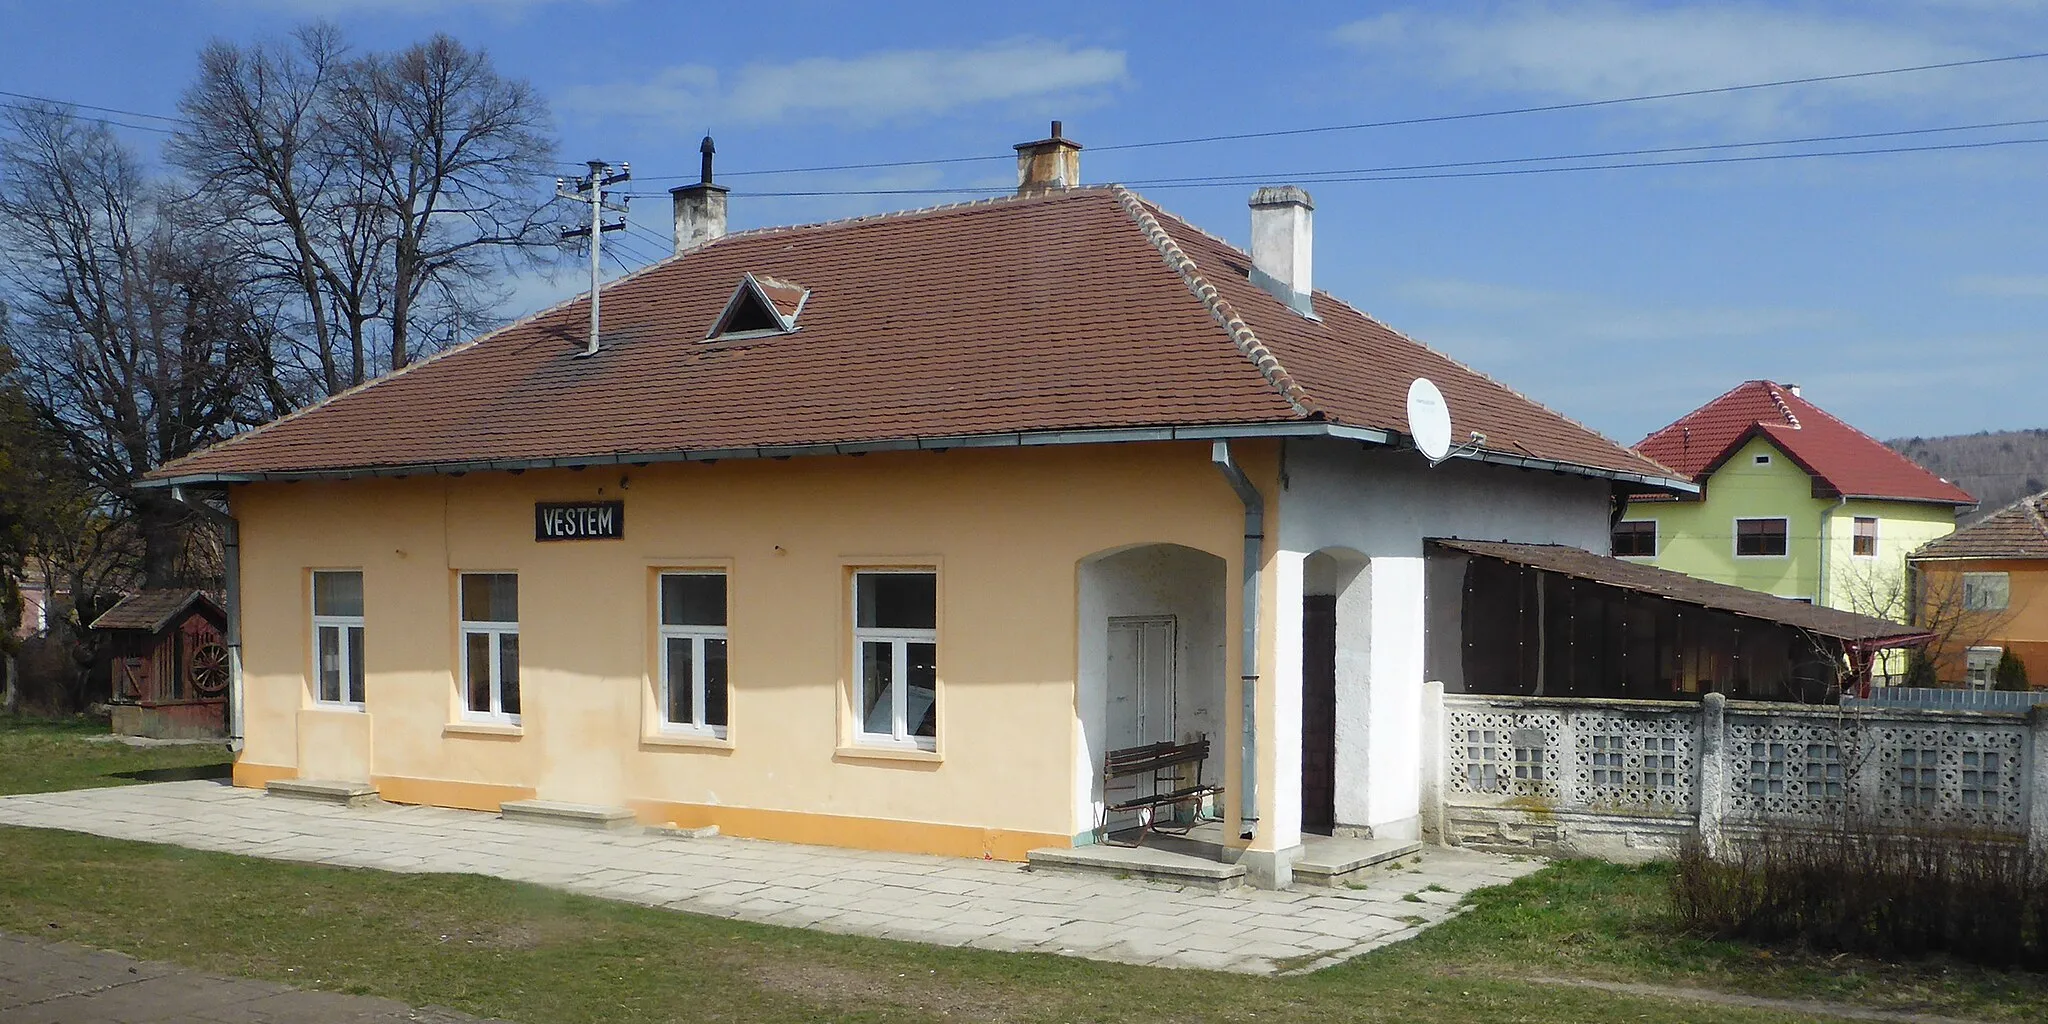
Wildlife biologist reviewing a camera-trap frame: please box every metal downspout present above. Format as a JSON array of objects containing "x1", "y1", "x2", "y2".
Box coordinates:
[
  {"x1": 1211, "y1": 441, "x2": 1263, "y2": 836},
  {"x1": 171, "y1": 487, "x2": 243, "y2": 754}
]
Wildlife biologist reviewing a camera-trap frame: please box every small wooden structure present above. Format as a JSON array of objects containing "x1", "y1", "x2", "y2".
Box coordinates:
[{"x1": 91, "y1": 590, "x2": 230, "y2": 739}]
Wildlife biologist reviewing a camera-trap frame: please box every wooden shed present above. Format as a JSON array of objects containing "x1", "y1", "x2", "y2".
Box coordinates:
[{"x1": 91, "y1": 590, "x2": 230, "y2": 739}]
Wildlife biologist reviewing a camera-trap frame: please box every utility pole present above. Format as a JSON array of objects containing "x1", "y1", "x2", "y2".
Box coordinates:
[{"x1": 557, "y1": 159, "x2": 631, "y2": 356}]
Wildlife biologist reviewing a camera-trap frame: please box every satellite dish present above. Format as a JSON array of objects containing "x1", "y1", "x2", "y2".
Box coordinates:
[{"x1": 1407, "y1": 378, "x2": 1452, "y2": 462}]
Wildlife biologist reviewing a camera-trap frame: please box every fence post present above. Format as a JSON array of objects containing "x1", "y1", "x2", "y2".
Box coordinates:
[
  {"x1": 1697, "y1": 692, "x2": 1727, "y2": 858},
  {"x1": 1421, "y1": 680, "x2": 1446, "y2": 845},
  {"x1": 2030, "y1": 703, "x2": 2048, "y2": 854}
]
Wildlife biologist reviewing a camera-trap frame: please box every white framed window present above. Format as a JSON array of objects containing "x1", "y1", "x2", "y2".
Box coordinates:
[
  {"x1": 1963, "y1": 572, "x2": 2010, "y2": 612},
  {"x1": 459, "y1": 573, "x2": 520, "y2": 722},
  {"x1": 311, "y1": 570, "x2": 365, "y2": 708},
  {"x1": 1852, "y1": 517, "x2": 1878, "y2": 558},
  {"x1": 1754, "y1": 454, "x2": 1772, "y2": 465},
  {"x1": 853, "y1": 570, "x2": 937, "y2": 750},
  {"x1": 658, "y1": 572, "x2": 728, "y2": 736},
  {"x1": 1966, "y1": 646, "x2": 2004, "y2": 691},
  {"x1": 1735, "y1": 517, "x2": 1789, "y2": 557}
]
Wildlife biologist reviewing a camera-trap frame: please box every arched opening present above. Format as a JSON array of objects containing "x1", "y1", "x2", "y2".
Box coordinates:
[
  {"x1": 1075, "y1": 543, "x2": 1228, "y2": 842},
  {"x1": 1303, "y1": 547, "x2": 1369, "y2": 836}
]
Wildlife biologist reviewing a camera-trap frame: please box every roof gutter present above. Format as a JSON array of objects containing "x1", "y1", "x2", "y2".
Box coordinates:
[{"x1": 141, "y1": 421, "x2": 1698, "y2": 495}]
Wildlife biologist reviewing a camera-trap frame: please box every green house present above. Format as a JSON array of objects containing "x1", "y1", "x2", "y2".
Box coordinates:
[{"x1": 1619, "y1": 382, "x2": 1974, "y2": 628}]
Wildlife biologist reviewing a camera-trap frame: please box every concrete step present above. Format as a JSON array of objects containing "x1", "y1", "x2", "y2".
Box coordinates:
[
  {"x1": 1026, "y1": 843, "x2": 1247, "y2": 892},
  {"x1": 265, "y1": 778, "x2": 381, "y2": 809},
  {"x1": 499, "y1": 799, "x2": 639, "y2": 832},
  {"x1": 1292, "y1": 837, "x2": 1424, "y2": 886}
]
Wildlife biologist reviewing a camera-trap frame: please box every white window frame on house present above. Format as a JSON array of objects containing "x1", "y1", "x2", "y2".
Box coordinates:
[
  {"x1": 310, "y1": 570, "x2": 365, "y2": 709},
  {"x1": 852, "y1": 569, "x2": 938, "y2": 752},
  {"x1": 1733, "y1": 517, "x2": 1790, "y2": 558},
  {"x1": 1754, "y1": 454, "x2": 1772, "y2": 465},
  {"x1": 1611, "y1": 520, "x2": 1657, "y2": 558},
  {"x1": 1852, "y1": 517, "x2": 1879, "y2": 559},
  {"x1": 1963, "y1": 572, "x2": 2011, "y2": 612},
  {"x1": 657, "y1": 571, "x2": 729, "y2": 738},
  {"x1": 458, "y1": 572, "x2": 521, "y2": 724},
  {"x1": 1965, "y1": 646, "x2": 2004, "y2": 691}
]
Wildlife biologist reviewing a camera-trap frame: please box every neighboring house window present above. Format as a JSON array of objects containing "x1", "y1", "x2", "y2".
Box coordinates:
[
  {"x1": 1611, "y1": 520, "x2": 1657, "y2": 557},
  {"x1": 1852, "y1": 517, "x2": 1878, "y2": 558},
  {"x1": 853, "y1": 570, "x2": 937, "y2": 749},
  {"x1": 1963, "y1": 572, "x2": 2011, "y2": 612},
  {"x1": 1966, "y1": 646, "x2": 2004, "y2": 691},
  {"x1": 659, "y1": 572, "x2": 728, "y2": 736},
  {"x1": 311, "y1": 571, "x2": 365, "y2": 707},
  {"x1": 1735, "y1": 517, "x2": 1789, "y2": 557},
  {"x1": 459, "y1": 573, "x2": 520, "y2": 722}
]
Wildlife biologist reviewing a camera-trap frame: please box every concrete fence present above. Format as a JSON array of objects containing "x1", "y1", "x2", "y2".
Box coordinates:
[
  {"x1": 1846, "y1": 686, "x2": 2048, "y2": 714},
  {"x1": 1422, "y1": 684, "x2": 2048, "y2": 860}
]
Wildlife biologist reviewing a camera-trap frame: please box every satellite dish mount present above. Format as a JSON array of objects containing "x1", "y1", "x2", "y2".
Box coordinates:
[{"x1": 1406, "y1": 377, "x2": 1486, "y2": 466}]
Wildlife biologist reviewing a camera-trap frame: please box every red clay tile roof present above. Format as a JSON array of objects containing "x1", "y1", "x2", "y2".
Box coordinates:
[
  {"x1": 151, "y1": 186, "x2": 1679, "y2": 486},
  {"x1": 1911, "y1": 491, "x2": 2048, "y2": 560},
  {"x1": 1635, "y1": 380, "x2": 1974, "y2": 505}
]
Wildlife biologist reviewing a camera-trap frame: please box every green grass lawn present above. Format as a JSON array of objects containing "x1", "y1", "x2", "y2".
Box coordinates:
[
  {"x1": 0, "y1": 715, "x2": 230, "y2": 795},
  {"x1": 2, "y1": 720, "x2": 2045, "y2": 1022}
]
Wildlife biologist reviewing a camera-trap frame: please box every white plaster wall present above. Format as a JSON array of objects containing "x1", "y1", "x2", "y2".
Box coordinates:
[
  {"x1": 1073, "y1": 544, "x2": 1227, "y2": 839},
  {"x1": 1277, "y1": 439, "x2": 1612, "y2": 837}
]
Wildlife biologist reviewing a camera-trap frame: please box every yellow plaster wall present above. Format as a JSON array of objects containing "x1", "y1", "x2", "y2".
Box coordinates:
[{"x1": 229, "y1": 441, "x2": 1269, "y2": 856}]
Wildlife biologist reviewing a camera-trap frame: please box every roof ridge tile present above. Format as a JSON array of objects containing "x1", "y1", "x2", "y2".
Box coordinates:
[{"x1": 1110, "y1": 185, "x2": 1316, "y2": 419}]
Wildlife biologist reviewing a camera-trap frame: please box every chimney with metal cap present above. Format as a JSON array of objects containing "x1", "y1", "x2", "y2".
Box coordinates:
[
  {"x1": 671, "y1": 135, "x2": 729, "y2": 254},
  {"x1": 1014, "y1": 120, "x2": 1082, "y2": 195},
  {"x1": 1248, "y1": 186, "x2": 1315, "y2": 318}
]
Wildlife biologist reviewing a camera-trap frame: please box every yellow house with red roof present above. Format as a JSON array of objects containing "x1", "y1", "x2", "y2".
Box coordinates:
[{"x1": 1619, "y1": 382, "x2": 1974, "y2": 649}]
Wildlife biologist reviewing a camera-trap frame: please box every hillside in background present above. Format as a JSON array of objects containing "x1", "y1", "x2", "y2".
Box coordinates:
[{"x1": 1887, "y1": 429, "x2": 2048, "y2": 522}]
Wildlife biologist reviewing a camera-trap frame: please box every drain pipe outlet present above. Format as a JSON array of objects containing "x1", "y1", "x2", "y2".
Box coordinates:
[
  {"x1": 1210, "y1": 441, "x2": 1263, "y2": 836},
  {"x1": 171, "y1": 487, "x2": 244, "y2": 755}
]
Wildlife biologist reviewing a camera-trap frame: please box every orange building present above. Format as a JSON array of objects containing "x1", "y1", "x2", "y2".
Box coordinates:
[{"x1": 1909, "y1": 492, "x2": 2048, "y2": 688}]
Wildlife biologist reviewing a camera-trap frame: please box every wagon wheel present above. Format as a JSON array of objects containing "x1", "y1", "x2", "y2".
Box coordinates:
[{"x1": 189, "y1": 641, "x2": 231, "y2": 697}]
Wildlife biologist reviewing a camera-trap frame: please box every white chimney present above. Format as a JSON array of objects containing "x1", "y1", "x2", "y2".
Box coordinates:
[
  {"x1": 670, "y1": 134, "x2": 729, "y2": 254},
  {"x1": 1249, "y1": 186, "x2": 1315, "y2": 317}
]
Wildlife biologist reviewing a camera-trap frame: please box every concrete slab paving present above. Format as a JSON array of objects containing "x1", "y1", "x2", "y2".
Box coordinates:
[{"x1": 0, "y1": 781, "x2": 1545, "y2": 975}]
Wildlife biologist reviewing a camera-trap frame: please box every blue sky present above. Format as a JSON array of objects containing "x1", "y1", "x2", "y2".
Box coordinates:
[{"x1": 5, "y1": 0, "x2": 2047, "y2": 444}]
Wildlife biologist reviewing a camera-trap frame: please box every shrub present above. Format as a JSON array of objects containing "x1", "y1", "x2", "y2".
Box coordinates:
[
  {"x1": 1997, "y1": 650, "x2": 2031, "y2": 692},
  {"x1": 1901, "y1": 649, "x2": 1939, "y2": 689},
  {"x1": 1672, "y1": 827, "x2": 2048, "y2": 969}
]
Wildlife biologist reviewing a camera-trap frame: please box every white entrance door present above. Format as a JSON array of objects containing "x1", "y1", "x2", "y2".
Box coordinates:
[{"x1": 1107, "y1": 616, "x2": 1177, "y2": 750}]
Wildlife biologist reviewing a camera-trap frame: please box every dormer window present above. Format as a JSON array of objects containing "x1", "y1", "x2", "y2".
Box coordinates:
[{"x1": 707, "y1": 273, "x2": 807, "y2": 340}]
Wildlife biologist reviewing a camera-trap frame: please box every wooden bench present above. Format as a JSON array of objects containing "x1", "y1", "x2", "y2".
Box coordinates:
[{"x1": 1098, "y1": 738, "x2": 1223, "y2": 847}]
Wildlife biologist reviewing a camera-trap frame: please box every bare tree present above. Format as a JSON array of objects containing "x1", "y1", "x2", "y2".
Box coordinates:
[
  {"x1": 0, "y1": 104, "x2": 264, "y2": 587},
  {"x1": 1834, "y1": 558, "x2": 2011, "y2": 686}
]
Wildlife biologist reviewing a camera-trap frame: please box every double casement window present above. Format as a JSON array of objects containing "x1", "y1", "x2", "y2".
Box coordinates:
[
  {"x1": 1735, "y1": 517, "x2": 1789, "y2": 557},
  {"x1": 1611, "y1": 520, "x2": 1656, "y2": 557},
  {"x1": 659, "y1": 572, "x2": 729, "y2": 736},
  {"x1": 1852, "y1": 517, "x2": 1879, "y2": 558},
  {"x1": 459, "y1": 573, "x2": 521, "y2": 722},
  {"x1": 1964, "y1": 572, "x2": 2011, "y2": 612},
  {"x1": 311, "y1": 571, "x2": 365, "y2": 707},
  {"x1": 853, "y1": 570, "x2": 937, "y2": 750}
]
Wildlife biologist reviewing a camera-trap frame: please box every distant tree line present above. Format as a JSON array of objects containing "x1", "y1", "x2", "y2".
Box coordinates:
[
  {"x1": 0, "y1": 24, "x2": 563, "y2": 706},
  {"x1": 1889, "y1": 429, "x2": 2048, "y2": 522}
]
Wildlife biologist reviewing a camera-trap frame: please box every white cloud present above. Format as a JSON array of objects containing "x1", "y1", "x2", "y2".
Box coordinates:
[
  {"x1": 1334, "y1": 3, "x2": 2012, "y2": 130},
  {"x1": 1952, "y1": 274, "x2": 2048, "y2": 297},
  {"x1": 561, "y1": 40, "x2": 1127, "y2": 127}
]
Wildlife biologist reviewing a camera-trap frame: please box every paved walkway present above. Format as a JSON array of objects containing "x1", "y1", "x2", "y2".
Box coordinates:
[
  {"x1": 0, "y1": 782, "x2": 1543, "y2": 974},
  {"x1": 0, "y1": 932, "x2": 497, "y2": 1023}
]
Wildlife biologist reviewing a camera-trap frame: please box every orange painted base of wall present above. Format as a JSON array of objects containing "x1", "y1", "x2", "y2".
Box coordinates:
[
  {"x1": 373, "y1": 775, "x2": 537, "y2": 813},
  {"x1": 232, "y1": 761, "x2": 296, "y2": 789},
  {"x1": 630, "y1": 799, "x2": 1068, "y2": 862}
]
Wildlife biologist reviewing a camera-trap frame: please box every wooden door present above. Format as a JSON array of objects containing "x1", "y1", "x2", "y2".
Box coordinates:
[{"x1": 1302, "y1": 595, "x2": 1338, "y2": 836}]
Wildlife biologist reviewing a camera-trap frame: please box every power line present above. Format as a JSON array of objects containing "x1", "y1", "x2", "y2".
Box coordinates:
[
  {"x1": 0, "y1": 89, "x2": 194, "y2": 126},
  {"x1": 0, "y1": 99, "x2": 179, "y2": 135},
  {"x1": 629, "y1": 49, "x2": 2048, "y2": 181},
  {"x1": 681, "y1": 132, "x2": 2048, "y2": 198}
]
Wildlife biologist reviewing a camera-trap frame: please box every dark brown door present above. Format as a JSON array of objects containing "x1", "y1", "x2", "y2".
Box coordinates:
[{"x1": 1302, "y1": 595, "x2": 1338, "y2": 835}]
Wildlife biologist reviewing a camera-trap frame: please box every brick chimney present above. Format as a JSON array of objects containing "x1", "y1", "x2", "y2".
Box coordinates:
[
  {"x1": 671, "y1": 134, "x2": 729, "y2": 254},
  {"x1": 1014, "y1": 121, "x2": 1082, "y2": 195},
  {"x1": 1249, "y1": 186, "x2": 1315, "y2": 317}
]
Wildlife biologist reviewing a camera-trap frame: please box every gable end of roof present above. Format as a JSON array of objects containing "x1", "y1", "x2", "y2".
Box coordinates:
[{"x1": 1111, "y1": 186, "x2": 1317, "y2": 419}]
